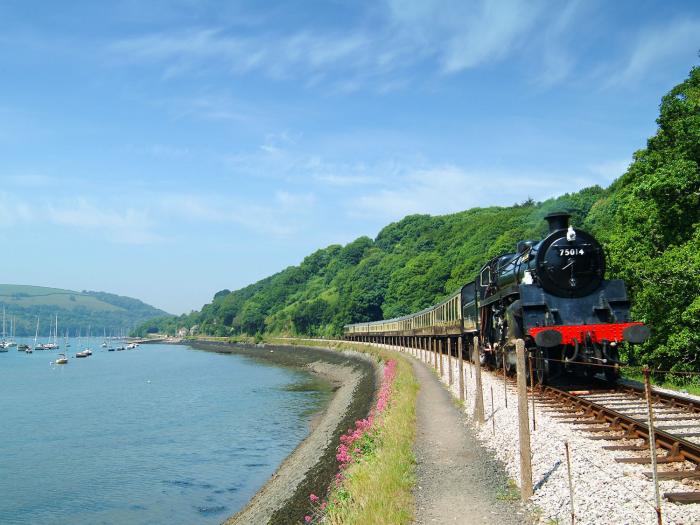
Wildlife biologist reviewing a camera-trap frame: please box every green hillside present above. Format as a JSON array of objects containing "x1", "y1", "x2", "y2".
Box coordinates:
[
  {"x1": 137, "y1": 64, "x2": 700, "y2": 375},
  {"x1": 0, "y1": 284, "x2": 170, "y2": 336}
]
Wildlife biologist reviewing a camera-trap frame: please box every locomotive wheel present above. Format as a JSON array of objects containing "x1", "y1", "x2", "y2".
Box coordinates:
[{"x1": 535, "y1": 348, "x2": 549, "y2": 385}]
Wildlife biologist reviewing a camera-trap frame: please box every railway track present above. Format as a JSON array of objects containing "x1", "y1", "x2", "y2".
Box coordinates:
[{"x1": 539, "y1": 383, "x2": 700, "y2": 504}]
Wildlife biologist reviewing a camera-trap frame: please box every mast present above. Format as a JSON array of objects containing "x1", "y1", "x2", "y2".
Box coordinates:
[{"x1": 34, "y1": 316, "x2": 39, "y2": 348}]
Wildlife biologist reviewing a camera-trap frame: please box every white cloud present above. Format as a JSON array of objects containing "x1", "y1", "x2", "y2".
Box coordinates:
[
  {"x1": 386, "y1": 0, "x2": 544, "y2": 72},
  {"x1": 313, "y1": 174, "x2": 380, "y2": 187},
  {"x1": 274, "y1": 190, "x2": 315, "y2": 208},
  {"x1": 155, "y1": 190, "x2": 314, "y2": 237},
  {"x1": 0, "y1": 191, "x2": 34, "y2": 226},
  {"x1": 587, "y1": 158, "x2": 631, "y2": 182},
  {"x1": 606, "y1": 18, "x2": 700, "y2": 86},
  {"x1": 107, "y1": 0, "x2": 587, "y2": 90},
  {"x1": 0, "y1": 190, "x2": 160, "y2": 244},
  {"x1": 350, "y1": 164, "x2": 603, "y2": 220},
  {"x1": 47, "y1": 198, "x2": 160, "y2": 244}
]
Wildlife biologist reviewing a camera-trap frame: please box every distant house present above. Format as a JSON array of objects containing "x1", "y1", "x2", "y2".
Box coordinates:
[
  {"x1": 177, "y1": 327, "x2": 188, "y2": 337},
  {"x1": 189, "y1": 325, "x2": 199, "y2": 336}
]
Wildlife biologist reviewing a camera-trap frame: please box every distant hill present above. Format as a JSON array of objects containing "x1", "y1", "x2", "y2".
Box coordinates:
[{"x1": 0, "y1": 284, "x2": 170, "y2": 337}]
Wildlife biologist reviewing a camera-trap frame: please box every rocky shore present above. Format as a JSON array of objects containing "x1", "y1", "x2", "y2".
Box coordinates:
[{"x1": 188, "y1": 341, "x2": 379, "y2": 525}]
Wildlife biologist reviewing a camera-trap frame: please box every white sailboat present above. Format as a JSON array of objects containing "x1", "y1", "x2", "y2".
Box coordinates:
[
  {"x1": 33, "y1": 316, "x2": 41, "y2": 351},
  {"x1": 7, "y1": 315, "x2": 17, "y2": 347},
  {"x1": 0, "y1": 307, "x2": 8, "y2": 351},
  {"x1": 42, "y1": 315, "x2": 59, "y2": 350},
  {"x1": 84, "y1": 325, "x2": 92, "y2": 355}
]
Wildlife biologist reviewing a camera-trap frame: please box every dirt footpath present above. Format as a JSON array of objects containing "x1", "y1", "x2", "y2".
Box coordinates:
[{"x1": 412, "y1": 360, "x2": 531, "y2": 524}]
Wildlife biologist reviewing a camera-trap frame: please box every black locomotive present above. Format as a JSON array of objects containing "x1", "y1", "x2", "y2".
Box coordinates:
[
  {"x1": 466, "y1": 212, "x2": 649, "y2": 384},
  {"x1": 344, "y1": 212, "x2": 649, "y2": 385}
]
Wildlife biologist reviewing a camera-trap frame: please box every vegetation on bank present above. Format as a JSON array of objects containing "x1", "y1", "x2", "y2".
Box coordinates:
[
  {"x1": 137, "y1": 65, "x2": 700, "y2": 379},
  {"x1": 0, "y1": 284, "x2": 169, "y2": 336},
  {"x1": 273, "y1": 338, "x2": 418, "y2": 525}
]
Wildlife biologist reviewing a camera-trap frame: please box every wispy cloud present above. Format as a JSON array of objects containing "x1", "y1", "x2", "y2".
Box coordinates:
[
  {"x1": 0, "y1": 191, "x2": 34, "y2": 226},
  {"x1": 47, "y1": 198, "x2": 160, "y2": 244},
  {"x1": 107, "y1": 0, "x2": 590, "y2": 90},
  {"x1": 156, "y1": 189, "x2": 316, "y2": 237},
  {"x1": 350, "y1": 164, "x2": 604, "y2": 220},
  {"x1": 385, "y1": 0, "x2": 544, "y2": 72},
  {"x1": 587, "y1": 158, "x2": 631, "y2": 182},
  {"x1": 605, "y1": 18, "x2": 700, "y2": 86},
  {"x1": 0, "y1": 190, "x2": 160, "y2": 244}
]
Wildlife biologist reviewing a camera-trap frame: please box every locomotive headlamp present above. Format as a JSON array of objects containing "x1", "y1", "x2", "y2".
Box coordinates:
[{"x1": 566, "y1": 226, "x2": 576, "y2": 242}]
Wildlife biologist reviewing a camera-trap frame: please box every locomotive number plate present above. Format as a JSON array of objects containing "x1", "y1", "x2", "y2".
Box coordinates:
[{"x1": 558, "y1": 248, "x2": 585, "y2": 256}]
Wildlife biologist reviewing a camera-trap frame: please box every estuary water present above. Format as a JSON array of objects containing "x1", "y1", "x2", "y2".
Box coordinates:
[{"x1": 0, "y1": 341, "x2": 329, "y2": 524}]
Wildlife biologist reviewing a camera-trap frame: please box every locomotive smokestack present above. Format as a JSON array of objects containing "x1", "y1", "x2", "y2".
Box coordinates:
[{"x1": 545, "y1": 212, "x2": 571, "y2": 232}]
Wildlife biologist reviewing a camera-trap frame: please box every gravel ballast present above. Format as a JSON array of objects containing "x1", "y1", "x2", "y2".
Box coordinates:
[{"x1": 386, "y1": 342, "x2": 700, "y2": 525}]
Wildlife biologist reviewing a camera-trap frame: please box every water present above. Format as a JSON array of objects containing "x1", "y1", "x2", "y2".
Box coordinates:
[{"x1": 0, "y1": 340, "x2": 329, "y2": 524}]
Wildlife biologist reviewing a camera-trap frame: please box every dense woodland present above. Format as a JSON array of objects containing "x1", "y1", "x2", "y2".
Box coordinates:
[{"x1": 136, "y1": 66, "x2": 700, "y2": 375}]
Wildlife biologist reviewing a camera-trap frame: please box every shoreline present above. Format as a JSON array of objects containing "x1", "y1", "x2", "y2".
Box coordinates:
[{"x1": 187, "y1": 340, "x2": 379, "y2": 525}]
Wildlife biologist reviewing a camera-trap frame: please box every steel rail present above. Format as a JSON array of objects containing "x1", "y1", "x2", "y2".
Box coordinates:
[
  {"x1": 618, "y1": 383, "x2": 700, "y2": 414},
  {"x1": 542, "y1": 386, "x2": 700, "y2": 465}
]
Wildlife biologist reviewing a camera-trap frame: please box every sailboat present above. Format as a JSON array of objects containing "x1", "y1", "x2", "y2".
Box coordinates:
[
  {"x1": 42, "y1": 315, "x2": 60, "y2": 350},
  {"x1": 6, "y1": 315, "x2": 17, "y2": 347},
  {"x1": 0, "y1": 307, "x2": 8, "y2": 351},
  {"x1": 83, "y1": 326, "x2": 92, "y2": 356},
  {"x1": 33, "y1": 316, "x2": 42, "y2": 351},
  {"x1": 24, "y1": 318, "x2": 33, "y2": 353},
  {"x1": 75, "y1": 327, "x2": 89, "y2": 358}
]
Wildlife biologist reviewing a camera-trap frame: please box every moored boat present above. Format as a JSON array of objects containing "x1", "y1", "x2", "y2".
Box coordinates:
[{"x1": 55, "y1": 353, "x2": 68, "y2": 364}]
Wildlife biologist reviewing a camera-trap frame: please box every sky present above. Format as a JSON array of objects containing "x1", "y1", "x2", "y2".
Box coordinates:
[{"x1": 1, "y1": 0, "x2": 699, "y2": 314}]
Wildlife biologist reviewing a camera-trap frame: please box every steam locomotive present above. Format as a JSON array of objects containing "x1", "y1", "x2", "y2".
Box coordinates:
[{"x1": 344, "y1": 212, "x2": 649, "y2": 385}]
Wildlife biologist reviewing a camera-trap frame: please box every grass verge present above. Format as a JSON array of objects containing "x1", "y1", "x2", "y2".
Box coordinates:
[
  {"x1": 622, "y1": 370, "x2": 700, "y2": 397},
  {"x1": 269, "y1": 338, "x2": 419, "y2": 525}
]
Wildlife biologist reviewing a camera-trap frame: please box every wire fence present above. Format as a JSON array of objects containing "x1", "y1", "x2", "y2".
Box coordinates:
[{"x1": 372, "y1": 339, "x2": 694, "y2": 525}]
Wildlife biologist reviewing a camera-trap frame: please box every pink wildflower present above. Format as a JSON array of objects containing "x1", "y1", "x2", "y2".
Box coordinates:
[
  {"x1": 304, "y1": 516, "x2": 312, "y2": 523},
  {"x1": 310, "y1": 494, "x2": 319, "y2": 503}
]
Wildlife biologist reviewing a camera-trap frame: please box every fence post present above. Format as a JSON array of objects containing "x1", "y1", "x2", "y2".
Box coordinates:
[
  {"x1": 503, "y1": 351, "x2": 508, "y2": 408},
  {"x1": 439, "y1": 339, "x2": 444, "y2": 377},
  {"x1": 448, "y1": 337, "x2": 453, "y2": 386},
  {"x1": 644, "y1": 367, "x2": 663, "y2": 525},
  {"x1": 472, "y1": 336, "x2": 485, "y2": 424},
  {"x1": 490, "y1": 384, "x2": 495, "y2": 435},
  {"x1": 458, "y1": 336, "x2": 465, "y2": 402},
  {"x1": 433, "y1": 337, "x2": 438, "y2": 370},
  {"x1": 565, "y1": 441, "x2": 576, "y2": 525},
  {"x1": 528, "y1": 355, "x2": 537, "y2": 431},
  {"x1": 516, "y1": 338, "x2": 533, "y2": 499}
]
